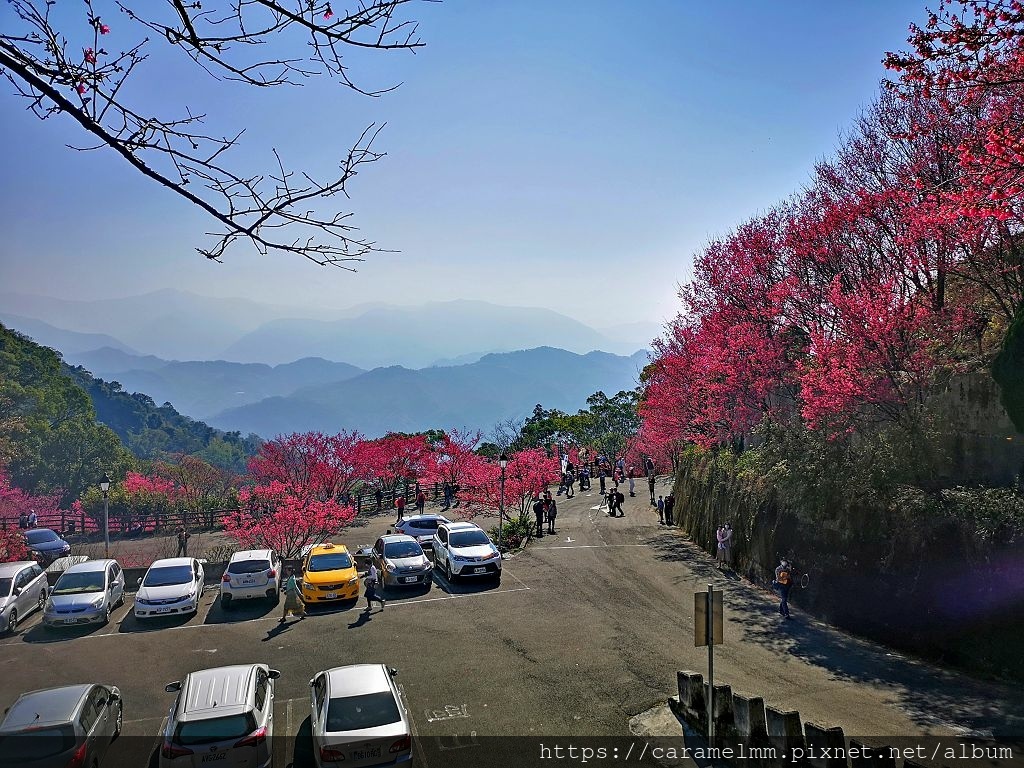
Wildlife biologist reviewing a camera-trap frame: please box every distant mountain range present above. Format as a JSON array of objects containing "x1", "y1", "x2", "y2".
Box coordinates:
[
  {"x1": 209, "y1": 347, "x2": 649, "y2": 438},
  {"x1": 0, "y1": 290, "x2": 661, "y2": 367}
]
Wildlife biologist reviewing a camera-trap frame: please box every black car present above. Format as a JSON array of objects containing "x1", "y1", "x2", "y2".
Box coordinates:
[{"x1": 24, "y1": 529, "x2": 71, "y2": 565}]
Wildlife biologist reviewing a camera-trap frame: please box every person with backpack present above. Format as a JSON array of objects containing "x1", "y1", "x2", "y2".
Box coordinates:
[
  {"x1": 280, "y1": 567, "x2": 306, "y2": 623},
  {"x1": 773, "y1": 559, "x2": 793, "y2": 619},
  {"x1": 364, "y1": 564, "x2": 386, "y2": 612}
]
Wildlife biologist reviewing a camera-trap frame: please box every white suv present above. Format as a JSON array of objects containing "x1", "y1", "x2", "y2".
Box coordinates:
[
  {"x1": 220, "y1": 549, "x2": 282, "y2": 610},
  {"x1": 160, "y1": 664, "x2": 279, "y2": 767},
  {"x1": 431, "y1": 522, "x2": 501, "y2": 583}
]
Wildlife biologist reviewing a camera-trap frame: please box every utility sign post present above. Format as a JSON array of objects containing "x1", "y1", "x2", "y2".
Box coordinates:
[{"x1": 694, "y1": 584, "x2": 724, "y2": 746}]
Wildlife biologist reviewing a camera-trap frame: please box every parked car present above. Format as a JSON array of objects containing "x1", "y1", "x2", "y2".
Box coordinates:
[
  {"x1": 431, "y1": 521, "x2": 502, "y2": 583},
  {"x1": 134, "y1": 558, "x2": 204, "y2": 619},
  {"x1": 370, "y1": 535, "x2": 432, "y2": 589},
  {"x1": 220, "y1": 549, "x2": 282, "y2": 610},
  {"x1": 0, "y1": 683, "x2": 122, "y2": 768},
  {"x1": 392, "y1": 513, "x2": 450, "y2": 550},
  {"x1": 309, "y1": 664, "x2": 411, "y2": 768},
  {"x1": 0, "y1": 561, "x2": 48, "y2": 634},
  {"x1": 160, "y1": 664, "x2": 279, "y2": 768},
  {"x1": 24, "y1": 529, "x2": 71, "y2": 565},
  {"x1": 43, "y1": 559, "x2": 125, "y2": 629},
  {"x1": 301, "y1": 542, "x2": 359, "y2": 605}
]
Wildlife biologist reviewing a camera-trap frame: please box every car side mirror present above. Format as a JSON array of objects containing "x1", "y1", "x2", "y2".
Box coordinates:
[
  {"x1": 388, "y1": 667, "x2": 398, "y2": 677},
  {"x1": 198, "y1": 558, "x2": 208, "y2": 565},
  {"x1": 11, "y1": 587, "x2": 20, "y2": 596},
  {"x1": 108, "y1": 692, "x2": 120, "y2": 703},
  {"x1": 268, "y1": 669, "x2": 281, "y2": 680},
  {"x1": 165, "y1": 682, "x2": 181, "y2": 693},
  {"x1": 137, "y1": 577, "x2": 143, "y2": 586}
]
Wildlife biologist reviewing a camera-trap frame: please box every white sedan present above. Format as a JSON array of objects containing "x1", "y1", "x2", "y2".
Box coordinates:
[
  {"x1": 309, "y1": 664, "x2": 412, "y2": 768},
  {"x1": 134, "y1": 557, "x2": 205, "y2": 618}
]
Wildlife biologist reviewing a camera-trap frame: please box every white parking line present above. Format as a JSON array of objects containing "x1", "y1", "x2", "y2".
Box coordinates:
[{"x1": 531, "y1": 544, "x2": 651, "y2": 550}]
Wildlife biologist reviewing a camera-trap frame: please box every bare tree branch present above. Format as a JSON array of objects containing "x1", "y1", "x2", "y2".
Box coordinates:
[{"x1": 1, "y1": 0, "x2": 432, "y2": 265}]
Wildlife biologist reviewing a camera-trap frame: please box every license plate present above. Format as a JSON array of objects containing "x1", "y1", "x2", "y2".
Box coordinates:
[
  {"x1": 402, "y1": 576, "x2": 418, "y2": 583},
  {"x1": 63, "y1": 618, "x2": 78, "y2": 625},
  {"x1": 472, "y1": 567, "x2": 487, "y2": 574},
  {"x1": 241, "y1": 578, "x2": 256, "y2": 585},
  {"x1": 201, "y1": 753, "x2": 227, "y2": 763},
  {"x1": 351, "y1": 746, "x2": 382, "y2": 761},
  {"x1": 325, "y1": 592, "x2": 337, "y2": 599},
  {"x1": 156, "y1": 607, "x2": 172, "y2": 614}
]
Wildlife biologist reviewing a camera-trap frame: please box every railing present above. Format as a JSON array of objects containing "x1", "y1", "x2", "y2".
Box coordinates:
[{"x1": 0, "y1": 481, "x2": 466, "y2": 540}]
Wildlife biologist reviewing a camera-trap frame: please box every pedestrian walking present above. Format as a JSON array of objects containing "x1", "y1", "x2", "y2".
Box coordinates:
[
  {"x1": 580, "y1": 466, "x2": 590, "y2": 491},
  {"x1": 375, "y1": 487, "x2": 383, "y2": 512},
  {"x1": 395, "y1": 493, "x2": 406, "y2": 524},
  {"x1": 627, "y1": 466, "x2": 636, "y2": 497},
  {"x1": 773, "y1": 559, "x2": 793, "y2": 619},
  {"x1": 363, "y1": 565, "x2": 386, "y2": 613},
  {"x1": 533, "y1": 498, "x2": 546, "y2": 537},
  {"x1": 27, "y1": 509, "x2": 38, "y2": 528},
  {"x1": 605, "y1": 489, "x2": 616, "y2": 516},
  {"x1": 415, "y1": 489, "x2": 426, "y2": 514},
  {"x1": 656, "y1": 496, "x2": 665, "y2": 524},
  {"x1": 664, "y1": 494, "x2": 675, "y2": 526},
  {"x1": 565, "y1": 469, "x2": 575, "y2": 498},
  {"x1": 648, "y1": 474, "x2": 656, "y2": 505},
  {"x1": 442, "y1": 483, "x2": 453, "y2": 510},
  {"x1": 280, "y1": 567, "x2": 306, "y2": 622},
  {"x1": 616, "y1": 455, "x2": 626, "y2": 479},
  {"x1": 644, "y1": 456, "x2": 655, "y2": 477},
  {"x1": 175, "y1": 526, "x2": 190, "y2": 556},
  {"x1": 615, "y1": 488, "x2": 625, "y2": 517},
  {"x1": 547, "y1": 498, "x2": 558, "y2": 534},
  {"x1": 18, "y1": 511, "x2": 28, "y2": 529},
  {"x1": 599, "y1": 467, "x2": 607, "y2": 494}
]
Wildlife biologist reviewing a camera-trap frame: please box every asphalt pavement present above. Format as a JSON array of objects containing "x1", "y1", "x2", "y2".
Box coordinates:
[{"x1": 1, "y1": 479, "x2": 1021, "y2": 767}]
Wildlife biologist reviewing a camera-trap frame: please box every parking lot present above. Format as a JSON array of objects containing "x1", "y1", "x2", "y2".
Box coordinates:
[{"x1": 3, "y1": 482, "x2": 1022, "y2": 767}]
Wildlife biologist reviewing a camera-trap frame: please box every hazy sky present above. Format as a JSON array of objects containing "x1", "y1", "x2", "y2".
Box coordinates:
[{"x1": 0, "y1": 0, "x2": 926, "y2": 330}]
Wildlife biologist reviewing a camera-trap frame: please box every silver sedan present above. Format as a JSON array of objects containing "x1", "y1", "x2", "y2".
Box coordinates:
[{"x1": 43, "y1": 559, "x2": 125, "y2": 628}]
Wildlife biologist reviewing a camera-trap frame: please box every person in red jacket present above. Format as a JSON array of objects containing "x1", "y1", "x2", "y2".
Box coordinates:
[
  {"x1": 395, "y1": 493, "x2": 406, "y2": 524},
  {"x1": 415, "y1": 489, "x2": 426, "y2": 514}
]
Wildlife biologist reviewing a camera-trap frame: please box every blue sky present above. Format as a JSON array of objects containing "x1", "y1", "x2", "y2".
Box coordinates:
[{"x1": 0, "y1": 0, "x2": 927, "y2": 330}]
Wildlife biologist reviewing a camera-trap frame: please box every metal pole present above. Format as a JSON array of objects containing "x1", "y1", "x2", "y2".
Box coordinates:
[
  {"x1": 707, "y1": 582, "x2": 714, "y2": 747},
  {"x1": 103, "y1": 491, "x2": 110, "y2": 559},
  {"x1": 498, "y1": 467, "x2": 506, "y2": 550}
]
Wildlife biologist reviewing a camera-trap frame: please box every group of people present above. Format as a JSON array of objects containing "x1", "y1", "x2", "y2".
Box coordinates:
[
  {"x1": 716, "y1": 523, "x2": 734, "y2": 569},
  {"x1": 654, "y1": 494, "x2": 675, "y2": 525},
  {"x1": 16, "y1": 509, "x2": 39, "y2": 529},
  {"x1": 532, "y1": 491, "x2": 558, "y2": 535}
]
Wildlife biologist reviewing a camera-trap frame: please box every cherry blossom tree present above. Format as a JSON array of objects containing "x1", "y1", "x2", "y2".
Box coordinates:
[
  {"x1": 424, "y1": 430, "x2": 483, "y2": 489},
  {"x1": 354, "y1": 433, "x2": 430, "y2": 497},
  {"x1": 459, "y1": 448, "x2": 559, "y2": 521}
]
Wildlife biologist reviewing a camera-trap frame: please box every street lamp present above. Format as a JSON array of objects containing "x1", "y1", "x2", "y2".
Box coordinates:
[
  {"x1": 100, "y1": 472, "x2": 111, "y2": 558},
  {"x1": 498, "y1": 454, "x2": 508, "y2": 551}
]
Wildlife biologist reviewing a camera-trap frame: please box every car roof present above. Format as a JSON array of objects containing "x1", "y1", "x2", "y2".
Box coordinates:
[
  {"x1": 443, "y1": 522, "x2": 479, "y2": 531},
  {"x1": 229, "y1": 549, "x2": 275, "y2": 562},
  {"x1": 325, "y1": 665, "x2": 392, "y2": 698},
  {"x1": 308, "y1": 542, "x2": 349, "y2": 555},
  {"x1": 62, "y1": 559, "x2": 115, "y2": 574},
  {"x1": 0, "y1": 561, "x2": 38, "y2": 578},
  {"x1": 1, "y1": 685, "x2": 92, "y2": 731},
  {"x1": 178, "y1": 665, "x2": 259, "y2": 722},
  {"x1": 379, "y1": 534, "x2": 418, "y2": 545},
  {"x1": 149, "y1": 557, "x2": 195, "y2": 569}
]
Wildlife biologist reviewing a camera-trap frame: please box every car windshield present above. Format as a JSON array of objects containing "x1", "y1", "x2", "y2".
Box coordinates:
[
  {"x1": 143, "y1": 565, "x2": 193, "y2": 587},
  {"x1": 227, "y1": 560, "x2": 272, "y2": 575},
  {"x1": 307, "y1": 553, "x2": 352, "y2": 572},
  {"x1": 175, "y1": 714, "x2": 255, "y2": 745},
  {"x1": 384, "y1": 541, "x2": 422, "y2": 559},
  {"x1": 326, "y1": 692, "x2": 401, "y2": 732},
  {"x1": 0, "y1": 726, "x2": 76, "y2": 763},
  {"x1": 0, "y1": 578, "x2": 12, "y2": 597},
  {"x1": 450, "y1": 530, "x2": 490, "y2": 548},
  {"x1": 52, "y1": 571, "x2": 105, "y2": 594},
  {"x1": 25, "y1": 529, "x2": 58, "y2": 545}
]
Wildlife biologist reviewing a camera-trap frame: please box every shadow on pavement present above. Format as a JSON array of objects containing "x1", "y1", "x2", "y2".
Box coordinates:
[
  {"x1": 648, "y1": 530, "x2": 1024, "y2": 740},
  {"x1": 118, "y1": 611, "x2": 194, "y2": 634},
  {"x1": 19, "y1": 620, "x2": 110, "y2": 644},
  {"x1": 204, "y1": 596, "x2": 278, "y2": 625}
]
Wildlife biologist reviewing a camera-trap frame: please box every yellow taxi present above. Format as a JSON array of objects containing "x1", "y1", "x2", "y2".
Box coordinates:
[{"x1": 300, "y1": 542, "x2": 360, "y2": 603}]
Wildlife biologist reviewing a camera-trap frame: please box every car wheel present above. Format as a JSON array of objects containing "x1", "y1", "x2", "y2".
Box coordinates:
[
  {"x1": 221, "y1": 595, "x2": 232, "y2": 611},
  {"x1": 444, "y1": 560, "x2": 453, "y2": 582},
  {"x1": 113, "y1": 703, "x2": 122, "y2": 740},
  {"x1": 37, "y1": 590, "x2": 46, "y2": 612},
  {"x1": 116, "y1": 592, "x2": 125, "y2": 608},
  {"x1": 102, "y1": 604, "x2": 112, "y2": 626},
  {"x1": 7, "y1": 609, "x2": 17, "y2": 634}
]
